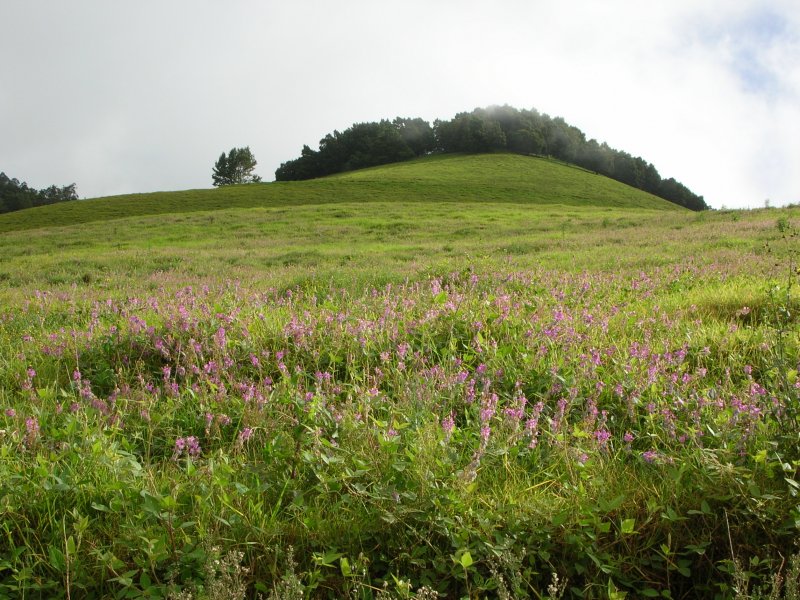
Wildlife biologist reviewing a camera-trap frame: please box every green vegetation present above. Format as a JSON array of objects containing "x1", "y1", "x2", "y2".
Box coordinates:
[
  {"x1": 0, "y1": 155, "x2": 798, "y2": 598},
  {"x1": 212, "y1": 147, "x2": 261, "y2": 187},
  {"x1": 275, "y1": 105, "x2": 708, "y2": 211},
  {"x1": 0, "y1": 154, "x2": 677, "y2": 235},
  {"x1": 0, "y1": 172, "x2": 77, "y2": 215}
]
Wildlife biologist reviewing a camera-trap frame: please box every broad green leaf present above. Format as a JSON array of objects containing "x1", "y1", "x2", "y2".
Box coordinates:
[
  {"x1": 48, "y1": 545, "x2": 65, "y2": 571},
  {"x1": 340, "y1": 557, "x2": 352, "y2": 577},
  {"x1": 621, "y1": 518, "x2": 636, "y2": 534},
  {"x1": 313, "y1": 550, "x2": 343, "y2": 567},
  {"x1": 572, "y1": 424, "x2": 589, "y2": 439},
  {"x1": 551, "y1": 511, "x2": 570, "y2": 526},
  {"x1": 599, "y1": 494, "x2": 626, "y2": 511},
  {"x1": 460, "y1": 551, "x2": 474, "y2": 569}
]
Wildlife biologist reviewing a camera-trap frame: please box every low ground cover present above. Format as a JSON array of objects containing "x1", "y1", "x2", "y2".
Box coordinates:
[{"x1": 0, "y1": 184, "x2": 798, "y2": 597}]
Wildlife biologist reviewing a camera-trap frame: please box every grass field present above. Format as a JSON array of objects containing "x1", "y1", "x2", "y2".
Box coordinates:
[
  {"x1": 0, "y1": 155, "x2": 798, "y2": 599},
  {"x1": 0, "y1": 154, "x2": 678, "y2": 234}
]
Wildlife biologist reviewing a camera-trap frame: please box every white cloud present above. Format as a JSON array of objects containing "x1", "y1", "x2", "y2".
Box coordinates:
[{"x1": 0, "y1": 0, "x2": 797, "y2": 207}]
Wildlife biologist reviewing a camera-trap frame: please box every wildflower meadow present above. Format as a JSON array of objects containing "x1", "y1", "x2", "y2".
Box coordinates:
[{"x1": 0, "y1": 159, "x2": 798, "y2": 598}]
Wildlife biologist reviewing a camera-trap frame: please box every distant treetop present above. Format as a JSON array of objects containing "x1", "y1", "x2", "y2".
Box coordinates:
[{"x1": 275, "y1": 105, "x2": 708, "y2": 211}]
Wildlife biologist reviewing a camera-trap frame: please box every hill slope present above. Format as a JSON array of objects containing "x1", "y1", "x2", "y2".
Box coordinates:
[
  {"x1": 2, "y1": 143, "x2": 799, "y2": 596},
  {"x1": 0, "y1": 173, "x2": 798, "y2": 596},
  {"x1": 0, "y1": 154, "x2": 680, "y2": 233}
]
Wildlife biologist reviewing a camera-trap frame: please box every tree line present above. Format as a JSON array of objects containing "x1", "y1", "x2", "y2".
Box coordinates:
[
  {"x1": 274, "y1": 118, "x2": 434, "y2": 182},
  {"x1": 0, "y1": 172, "x2": 78, "y2": 215},
  {"x1": 275, "y1": 105, "x2": 708, "y2": 211}
]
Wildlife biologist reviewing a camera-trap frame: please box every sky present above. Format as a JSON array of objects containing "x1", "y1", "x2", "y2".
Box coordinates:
[{"x1": 1, "y1": 1, "x2": 798, "y2": 209}]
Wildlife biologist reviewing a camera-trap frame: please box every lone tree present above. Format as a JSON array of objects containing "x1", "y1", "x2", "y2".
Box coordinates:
[{"x1": 212, "y1": 147, "x2": 261, "y2": 186}]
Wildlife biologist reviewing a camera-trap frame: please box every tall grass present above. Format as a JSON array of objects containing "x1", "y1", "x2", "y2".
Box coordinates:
[{"x1": 0, "y1": 172, "x2": 798, "y2": 597}]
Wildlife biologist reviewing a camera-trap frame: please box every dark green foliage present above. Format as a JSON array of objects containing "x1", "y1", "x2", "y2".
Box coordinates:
[
  {"x1": 212, "y1": 146, "x2": 262, "y2": 186},
  {"x1": 393, "y1": 117, "x2": 436, "y2": 156},
  {"x1": 275, "y1": 120, "x2": 430, "y2": 181},
  {"x1": 507, "y1": 127, "x2": 547, "y2": 155},
  {"x1": 434, "y1": 112, "x2": 507, "y2": 152},
  {"x1": 0, "y1": 172, "x2": 77, "y2": 214},
  {"x1": 660, "y1": 177, "x2": 709, "y2": 212},
  {"x1": 275, "y1": 105, "x2": 709, "y2": 211}
]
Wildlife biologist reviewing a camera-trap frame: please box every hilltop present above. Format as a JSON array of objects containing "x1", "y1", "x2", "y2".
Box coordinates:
[
  {"x1": 275, "y1": 105, "x2": 708, "y2": 210},
  {"x1": 0, "y1": 153, "x2": 678, "y2": 234}
]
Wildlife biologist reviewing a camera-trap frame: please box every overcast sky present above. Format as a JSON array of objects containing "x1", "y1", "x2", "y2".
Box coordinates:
[{"x1": 2, "y1": 1, "x2": 798, "y2": 208}]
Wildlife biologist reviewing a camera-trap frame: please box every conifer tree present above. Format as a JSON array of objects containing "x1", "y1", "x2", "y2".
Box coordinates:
[{"x1": 212, "y1": 147, "x2": 261, "y2": 186}]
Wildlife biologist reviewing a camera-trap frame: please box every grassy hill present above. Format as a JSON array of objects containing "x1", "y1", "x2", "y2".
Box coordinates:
[
  {"x1": 0, "y1": 154, "x2": 679, "y2": 233},
  {"x1": 0, "y1": 152, "x2": 798, "y2": 598},
  {"x1": 0, "y1": 153, "x2": 788, "y2": 302}
]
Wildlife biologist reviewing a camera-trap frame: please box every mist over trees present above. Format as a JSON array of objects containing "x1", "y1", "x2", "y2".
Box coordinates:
[
  {"x1": 0, "y1": 173, "x2": 78, "y2": 215},
  {"x1": 276, "y1": 105, "x2": 708, "y2": 211}
]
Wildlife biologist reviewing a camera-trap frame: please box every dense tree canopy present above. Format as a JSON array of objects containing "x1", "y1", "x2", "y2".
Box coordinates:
[
  {"x1": 275, "y1": 119, "x2": 434, "y2": 182},
  {"x1": 275, "y1": 105, "x2": 709, "y2": 211},
  {"x1": 0, "y1": 172, "x2": 77, "y2": 215},
  {"x1": 212, "y1": 147, "x2": 261, "y2": 186}
]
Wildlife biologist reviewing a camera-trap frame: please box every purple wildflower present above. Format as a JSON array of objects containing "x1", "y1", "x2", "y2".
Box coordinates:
[
  {"x1": 25, "y1": 416, "x2": 40, "y2": 445},
  {"x1": 238, "y1": 427, "x2": 253, "y2": 444},
  {"x1": 594, "y1": 429, "x2": 611, "y2": 446},
  {"x1": 642, "y1": 450, "x2": 659, "y2": 464},
  {"x1": 173, "y1": 436, "x2": 201, "y2": 459},
  {"x1": 213, "y1": 326, "x2": 227, "y2": 348},
  {"x1": 480, "y1": 393, "x2": 498, "y2": 423},
  {"x1": 442, "y1": 413, "x2": 455, "y2": 440}
]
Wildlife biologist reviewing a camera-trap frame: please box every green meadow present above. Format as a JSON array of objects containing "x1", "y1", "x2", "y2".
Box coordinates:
[
  {"x1": 0, "y1": 155, "x2": 798, "y2": 598},
  {"x1": 0, "y1": 154, "x2": 678, "y2": 233}
]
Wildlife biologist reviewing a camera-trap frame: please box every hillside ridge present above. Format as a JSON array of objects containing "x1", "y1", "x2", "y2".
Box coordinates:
[
  {"x1": 275, "y1": 105, "x2": 708, "y2": 211},
  {"x1": 0, "y1": 153, "x2": 680, "y2": 233}
]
